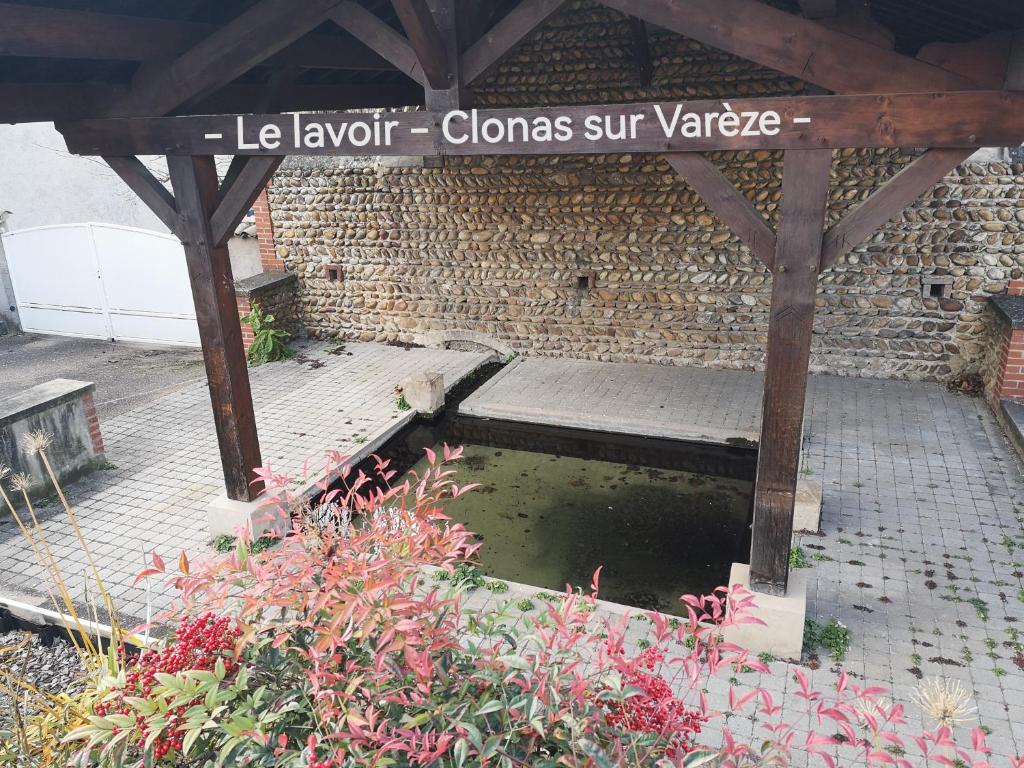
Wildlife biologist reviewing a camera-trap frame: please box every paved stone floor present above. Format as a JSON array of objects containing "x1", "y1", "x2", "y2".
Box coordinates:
[
  {"x1": 464, "y1": 358, "x2": 1024, "y2": 760},
  {"x1": 4, "y1": 349, "x2": 1024, "y2": 760},
  {"x1": 462, "y1": 357, "x2": 763, "y2": 445},
  {"x1": 0, "y1": 340, "x2": 491, "y2": 622}
]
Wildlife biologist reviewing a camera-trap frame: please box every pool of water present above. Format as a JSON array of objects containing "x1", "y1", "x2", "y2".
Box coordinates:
[{"x1": 361, "y1": 411, "x2": 756, "y2": 614}]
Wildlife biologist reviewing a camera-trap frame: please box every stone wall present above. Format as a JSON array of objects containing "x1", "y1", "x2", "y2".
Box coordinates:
[{"x1": 265, "y1": 1, "x2": 1024, "y2": 382}]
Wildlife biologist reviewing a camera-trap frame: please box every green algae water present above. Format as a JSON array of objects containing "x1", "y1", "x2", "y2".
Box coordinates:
[{"x1": 379, "y1": 415, "x2": 755, "y2": 614}]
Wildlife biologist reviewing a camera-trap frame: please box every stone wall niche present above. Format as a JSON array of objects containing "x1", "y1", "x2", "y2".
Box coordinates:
[{"x1": 0, "y1": 379, "x2": 105, "y2": 503}]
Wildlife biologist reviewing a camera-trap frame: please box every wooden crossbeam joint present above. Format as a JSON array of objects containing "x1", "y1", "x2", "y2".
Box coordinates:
[
  {"x1": 461, "y1": 0, "x2": 569, "y2": 85},
  {"x1": 391, "y1": 0, "x2": 452, "y2": 90},
  {"x1": 210, "y1": 156, "x2": 283, "y2": 248},
  {"x1": 664, "y1": 153, "x2": 777, "y2": 269},
  {"x1": 103, "y1": 156, "x2": 182, "y2": 238}
]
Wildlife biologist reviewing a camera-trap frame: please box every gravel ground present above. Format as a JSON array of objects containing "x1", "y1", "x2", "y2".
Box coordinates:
[
  {"x1": 0, "y1": 629, "x2": 86, "y2": 730},
  {"x1": 0, "y1": 332, "x2": 205, "y2": 419}
]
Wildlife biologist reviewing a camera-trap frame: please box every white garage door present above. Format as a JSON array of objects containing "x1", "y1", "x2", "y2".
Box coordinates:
[{"x1": 2, "y1": 223, "x2": 200, "y2": 347}]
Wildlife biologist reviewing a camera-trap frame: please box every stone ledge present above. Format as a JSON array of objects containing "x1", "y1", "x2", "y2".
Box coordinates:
[
  {"x1": 997, "y1": 399, "x2": 1024, "y2": 463},
  {"x1": 0, "y1": 378, "x2": 95, "y2": 423},
  {"x1": 990, "y1": 294, "x2": 1024, "y2": 330},
  {"x1": 234, "y1": 270, "x2": 298, "y2": 299}
]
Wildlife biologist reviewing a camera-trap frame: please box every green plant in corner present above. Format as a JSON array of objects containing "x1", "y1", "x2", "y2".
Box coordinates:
[
  {"x1": 789, "y1": 546, "x2": 812, "y2": 570},
  {"x1": 394, "y1": 385, "x2": 411, "y2": 411},
  {"x1": 241, "y1": 302, "x2": 293, "y2": 366}
]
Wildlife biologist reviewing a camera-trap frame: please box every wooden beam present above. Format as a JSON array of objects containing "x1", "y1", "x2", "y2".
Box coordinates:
[
  {"x1": 917, "y1": 34, "x2": 1012, "y2": 90},
  {"x1": 103, "y1": 156, "x2": 181, "y2": 238},
  {"x1": 210, "y1": 156, "x2": 283, "y2": 248},
  {"x1": 596, "y1": 0, "x2": 982, "y2": 93},
  {"x1": 58, "y1": 91, "x2": 1022, "y2": 157},
  {"x1": 820, "y1": 147, "x2": 973, "y2": 269},
  {"x1": 628, "y1": 17, "x2": 654, "y2": 88},
  {"x1": 111, "y1": 0, "x2": 345, "y2": 117},
  {"x1": 749, "y1": 148, "x2": 832, "y2": 596},
  {"x1": 189, "y1": 82, "x2": 423, "y2": 114},
  {"x1": 0, "y1": 3, "x2": 395, "y2": 72},
  {"x1": 390, "y1": 0, "x2": 452, "y2": 90},
  {"x1": 0, "y1": 84, "x2": 122, "y2": 124},
  {"x1": 423, "y1": 0, "x2": 462, "y2": 110},
  {"x1": 331, "y1": 1, "x2": 425, "y2": 85},
  {"x1": 461, "y1": 0, "x2": 568, "y2": 85},
  {"x1": 796, "y1": 0, "x2": 837, "y2": 19},
  {"x1": 1007, "y1": 30, "x2": 1024, "y2": 90},
  {"x1": 2, "y1": 82, "x2": 420, "y2": 124},
  {"x1": 167, "y1": 155, "x2": 264, "y2": 502},
  {"x1": 664, "y1": 153, "x2": 776, "y2": 268}
]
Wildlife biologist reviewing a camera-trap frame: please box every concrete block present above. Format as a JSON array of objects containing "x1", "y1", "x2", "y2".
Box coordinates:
[
  {"x1": 722, "y1": 562, "x2": 807, "y2": 658},
  {"x1": 207, "y1": 493, "x2": 289, "y2": 539},
  {"x1": 0, "y1": 378, "x2": 104, "y2": 503},
  {"x1": 402, "y1": 371, "x2": 444, "y2": 414},
  {"x1": 793, "y1": 479, "x2": 822, "y2": 532}
]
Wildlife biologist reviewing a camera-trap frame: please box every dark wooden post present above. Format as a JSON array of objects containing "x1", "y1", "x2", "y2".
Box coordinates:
[
  {"x1": 424, "y1": 0, "x2": 461, "y2": 111},
  {"x1": 167, "y1": 155, "x2": 264, "y2": 502},
  {"x1": 749, "y1": 148, "x2": 832, "y2": 595}
]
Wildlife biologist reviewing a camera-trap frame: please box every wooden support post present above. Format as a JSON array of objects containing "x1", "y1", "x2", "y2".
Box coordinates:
[
  {"x1": 167, "y1": 155, "x2": 264, "y2": 502},
  {"x1": 749, "y1": 148, "x2": 832, "y2": 595},
  {"x1": 423, "y1": 0, "x2": 460, "y2": 111}
]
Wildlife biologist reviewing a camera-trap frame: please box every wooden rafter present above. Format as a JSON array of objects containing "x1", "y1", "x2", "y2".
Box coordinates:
[
  {"x1": 595, "y1": 0, "x2": 985, "y2": 93},
  {"x1": 1007, "y1": 30, "x2": 1024, "y2": 90},
  {"x1": 111, "y1": 0, "x2": 346, "y2": 117},
  {"x1": 820, "y1": 147, "x2": 974, "y2": 269},
  {"x1": 5, "y1": 82, "x2": 422, "y2": 123},
  {"x1": 628, "y1": 17, "x2": 654, "y2": 87},
  {"x1": 749, "y1": 148, "x2": 833, "y2": 595},
  {"x1": 461, "y1": 0, "x2": 569, "y2": 85},
  {"x1": 331, "y1": 1, "x2": 426, "y2": 85},
  {"x1": 796, "y1": 0, "x2": 837, "y2": 19},
  {"x1": 390, "y1": 0, "x2": 452, "y2": 90},
  {"x1": 664, "y1": 153, "x2": 777, "y2": 268},
  {"x1": 102, "y1": 156, "x2": 181, "y2": 238},
  {"x1": 210, "y1": 156, "x2": 284, "y2": 248},
  {"x1": 0, "y1": 2, "x2": 393, "y2": 72}
]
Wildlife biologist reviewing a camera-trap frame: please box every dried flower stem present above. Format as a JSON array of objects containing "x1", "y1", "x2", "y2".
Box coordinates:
[
  {"x1": 36, "y1": 447, "x2": 120, "y2": 638},
  {"x1": 0, "y1": 483, "x2": 95, "y2": 661}
]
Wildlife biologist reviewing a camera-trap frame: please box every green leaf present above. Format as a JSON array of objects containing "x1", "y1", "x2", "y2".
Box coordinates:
[
  {"x1": 453, "y1": 738, "x2": 469, "y2": 768},
  {"x1": 473, "y1": 700, "x2": 504, "y2": 718}
]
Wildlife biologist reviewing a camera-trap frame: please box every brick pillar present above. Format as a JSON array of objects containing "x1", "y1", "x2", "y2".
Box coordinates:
[
  {"x1": 988, "y1": 285, "x2": 1024, "y2": 407},
  {"x1": 82, "y1": 391, "x2": 105, "y2": 456},
  {"x1": 237, "y1": 294, "x2": 254, "y2": 355},
  {"x1": 252, "y1": 189, "x2": 285, "y2": 273}
]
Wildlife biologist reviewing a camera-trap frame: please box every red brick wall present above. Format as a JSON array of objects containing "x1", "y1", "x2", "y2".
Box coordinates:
[
  {"x1": 995, "y1": 328, "x2": 1024, "y2": 404},
  {"x1": 82, "y1": 391, "x2": 105, "y2": 456},
  {"x1": 1008, "y1": 280, "x2": 1024, "y2": 297},
  {"x1": 237, "y1": 295, "x2": 255, "y2": 355},
  {"x1": 252, "y1": 189, "x2": 284, "y2": 273}
]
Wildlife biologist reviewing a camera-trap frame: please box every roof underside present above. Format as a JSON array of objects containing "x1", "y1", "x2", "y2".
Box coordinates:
[{"x1": 1, "y1": 0, "x2": 1022, "y2": 122}]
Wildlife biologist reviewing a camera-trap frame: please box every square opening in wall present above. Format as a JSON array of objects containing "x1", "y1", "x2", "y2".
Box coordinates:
[
  {"x1": 575, "y1": 271, "x2": 596, "y2": 291},
  {"x1": 325, "y1": 265, "x2": 344, "y2": 282},
  {"x1": 921, "y1": 276, "x2": 953, "y2": 300}
]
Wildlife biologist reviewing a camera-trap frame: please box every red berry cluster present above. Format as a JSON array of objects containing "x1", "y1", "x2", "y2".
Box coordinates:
[
  {"x1": 94, "y1": 613, "x2": 243, "y2": 761},
  {"x1": 604, "y1": 646, "x2": 707, "y2": 757}
]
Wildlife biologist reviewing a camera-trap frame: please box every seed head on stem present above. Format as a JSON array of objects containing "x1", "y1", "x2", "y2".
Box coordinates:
[
  {"x1": 912, "y1": 677, "x2": 976, "y2": 728},
  {"x1": 22, "y1": 430, "x2": 53, "y2": 456}
]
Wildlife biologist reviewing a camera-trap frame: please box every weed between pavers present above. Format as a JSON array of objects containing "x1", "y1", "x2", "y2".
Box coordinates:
[{"x1": 804, "y1": 617, "x2": 852, "y2": 662}]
